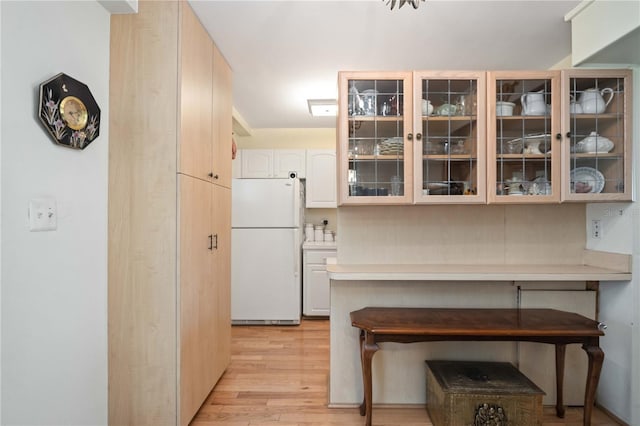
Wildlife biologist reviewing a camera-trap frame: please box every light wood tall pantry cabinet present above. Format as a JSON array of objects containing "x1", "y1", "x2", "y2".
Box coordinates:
[
  {"x1": 337, "y1": 69, "x2": 632, "y2": 205},
  {"x1": 109, "y1": 2, "x2": 232, "y2": 426},
  {"x1": 337, "y1": 71, "x2": 487, "y2": 205}
]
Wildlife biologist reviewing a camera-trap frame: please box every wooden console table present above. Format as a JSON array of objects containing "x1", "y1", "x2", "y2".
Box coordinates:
[{"x1": 350, "y1": 307, "x2": 605, "y2": 426}]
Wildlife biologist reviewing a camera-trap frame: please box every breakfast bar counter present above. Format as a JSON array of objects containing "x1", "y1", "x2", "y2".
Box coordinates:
[
  {"x1": 327, "y1": 262, "x2": 631, "y2": 282},
  {"x1": 326, "y1": 250, "x2": 632, "y2": 413}
]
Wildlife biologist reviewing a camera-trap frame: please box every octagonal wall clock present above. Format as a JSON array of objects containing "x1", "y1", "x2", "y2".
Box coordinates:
[{"x1": 38, "y1": 73, "x2": 101, "y2": 150}]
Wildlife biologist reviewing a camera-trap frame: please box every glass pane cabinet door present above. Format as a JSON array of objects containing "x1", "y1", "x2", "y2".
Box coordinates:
[
  {"x1": 414, "y1": 72, "x2": 486, "y2": 203},
  {"x1": 337, "y1": 72, "x2": 413, "y2": 205},
  {"x1": 563, "y1": 69, "x2": 632, "y2": 201},
  {"x1": 488, "y1": 71, "x2": 561, "y2": 203}
]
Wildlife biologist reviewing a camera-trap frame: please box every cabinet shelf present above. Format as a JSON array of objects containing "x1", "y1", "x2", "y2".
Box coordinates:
[
  {"x1": 348, "y1": 115, "x2": 404, "y2": 122},
  {"x1": 497, "y1": 115, "x2": 550, "y2": 120},
  {"x1": 569, "y1": 113, "x2": 622, "y2": 119},
  {"x1": 422, "y1": 115, "x2": 476, "y2": 121},
  {"x1": 498, "y1": 154, "x2": 551, "y2": 160},
  {"x1": 349, "y1": 155, "x2": 404, "y2": 161},
  {"x1": 422, "y1": 154, "x2": 477, "y2": 161},
  {"x1": 570, "y1": 153, "x2": 623, "y2": 159}
]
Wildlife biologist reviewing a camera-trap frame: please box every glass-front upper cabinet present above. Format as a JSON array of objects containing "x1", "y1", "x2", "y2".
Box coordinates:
[
  {"x1": 487, "y1": 71, "x2": 561, "y2": 203},
  {"x1": 337, "y1": 72, "x2": 413, "y2": 205},
  {"x1": 413, "y1": 71, "x2": 486, "y2": 204},
  {"x1": 562, "y1": 69, "x2": 632, "y2": 202}
]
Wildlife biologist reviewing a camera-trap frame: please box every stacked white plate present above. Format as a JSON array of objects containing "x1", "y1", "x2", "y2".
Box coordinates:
[
  {"x1": 570, "y1": 167, "x2": 605, "y2": 193},
  {"x1": 379, "y1": 137, "x2": 404, "y2": 155}
]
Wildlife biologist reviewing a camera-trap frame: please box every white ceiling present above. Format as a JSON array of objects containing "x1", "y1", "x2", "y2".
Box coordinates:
[{"x1": 190, "y1": 0, "x2": 581, "y2": 130}]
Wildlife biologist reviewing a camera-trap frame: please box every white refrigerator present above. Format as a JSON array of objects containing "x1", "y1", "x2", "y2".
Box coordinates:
[{"x1": 231, "y1": 178, "x2": 303, "y2": 324}]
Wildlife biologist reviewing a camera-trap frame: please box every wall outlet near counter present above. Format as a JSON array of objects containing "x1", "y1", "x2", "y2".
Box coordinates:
[{"x1": 591, "y1": 219, "x2": 602, "y2": 239}]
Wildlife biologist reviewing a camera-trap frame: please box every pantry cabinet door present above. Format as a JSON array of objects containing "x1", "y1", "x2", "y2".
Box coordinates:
[
  {"x1": 211, "y1": 185, "x2": 231, "y2": 382},
  {"x1": 178, "y1": 175, "x2": 215, "y2": 426},
  {"x1": 179, "y1": 3, "x2": 214, "y2": 181},
  {"x1": 212, "y1": 44, "x2": 233, "y2": 188}
]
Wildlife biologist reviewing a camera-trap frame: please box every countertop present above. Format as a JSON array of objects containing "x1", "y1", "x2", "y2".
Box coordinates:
[
  {"x1": 303, "y1": 241, "x2": 337, "y2": 250},
  {"x1": 326, "y1": 250, "x2": 631, "y2": 282}
]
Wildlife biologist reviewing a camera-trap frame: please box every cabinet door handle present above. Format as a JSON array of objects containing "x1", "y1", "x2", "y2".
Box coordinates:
[
  {"x1": 208, "y1": 234, "x2": 213, "y2": 250},
  {"x1": 566, "y1": 132, "x2": 571, "y2": 139},
  {"x1": 213, "y1": 234, "x2": 218, "y2": 249},
  {"x1": 407, "y1": 133, "x2": 413, "y2": 141},
  {"x1": 416, "y1": 133, "x2": 422, "y2": 141},
  {"x1": 555, "y1": 133, "x2": 562, "y2": 140},
  {"x1": 208, "y1": 172, "x2": 214, "y2": 178},
  {"x1": 213, "y1": 174, "x2": 219, "y2": 180}
]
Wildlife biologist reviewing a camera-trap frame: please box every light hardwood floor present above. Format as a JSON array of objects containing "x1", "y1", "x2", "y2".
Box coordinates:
[{"x1": 192, "y1": 319, "x2": 622, "y2": 426}]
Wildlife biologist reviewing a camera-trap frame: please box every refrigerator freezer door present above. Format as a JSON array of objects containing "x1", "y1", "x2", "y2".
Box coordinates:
[
  {"x1": 232, "y1": 178, "x2": 300, "y2": 228},
  {"x1": 231, "y1": 228, "x2": 301, "y2": 323}
]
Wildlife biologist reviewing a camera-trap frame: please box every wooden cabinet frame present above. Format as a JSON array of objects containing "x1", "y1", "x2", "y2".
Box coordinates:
[{"x1": 560, "y1": 69, "x2": 632, "y2": 202}]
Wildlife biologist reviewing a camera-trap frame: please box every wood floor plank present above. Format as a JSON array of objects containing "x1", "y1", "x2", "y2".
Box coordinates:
[{"x1": 191, "y1": 318, "x2": 623, "y2": 426}]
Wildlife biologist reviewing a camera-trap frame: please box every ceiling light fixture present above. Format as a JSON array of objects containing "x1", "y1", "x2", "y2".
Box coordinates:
[
  {"x1": 307, "y1": 99, "x2": 337, "y2": 117},
  {"x1": 384, "y1": 0, "x2": 424, "y2": 10}
]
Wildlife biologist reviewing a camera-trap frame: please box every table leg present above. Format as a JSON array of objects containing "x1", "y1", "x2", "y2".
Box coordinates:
[
  {"x1": 358, "y1": 330, "x2": 379, "y2": 426},
  {"x1": 555, "y1": 344, "x2": 566, "y2": 418},
  {"x1": 582, "y1": 344, "x2": 604, "y2": 426},
  {"x1": 358, "y1": 330, "x2": 366, "y2": 416}
]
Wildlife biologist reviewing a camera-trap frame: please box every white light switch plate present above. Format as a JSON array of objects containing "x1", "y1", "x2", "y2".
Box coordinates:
[{"x1": 29, "y1": 198, "x2": 57, "y2": 232}]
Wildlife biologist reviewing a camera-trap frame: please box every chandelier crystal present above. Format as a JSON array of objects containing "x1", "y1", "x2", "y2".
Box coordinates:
[{"x1": 384, "y1": 0, "x2": 424, "y2": 10}]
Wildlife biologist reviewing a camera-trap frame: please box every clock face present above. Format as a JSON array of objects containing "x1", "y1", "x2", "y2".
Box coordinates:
[{"x1": 59, "y1": 96, "x2": 88, "y2": 130}]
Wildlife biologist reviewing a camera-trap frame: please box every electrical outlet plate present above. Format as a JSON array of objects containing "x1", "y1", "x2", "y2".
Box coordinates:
[
  {"x1": 591, "y1": 219, "x2": 602, "y2": 239},
  {"x1": 29, "y1": 198, "x2": 57, "y2": 232}
]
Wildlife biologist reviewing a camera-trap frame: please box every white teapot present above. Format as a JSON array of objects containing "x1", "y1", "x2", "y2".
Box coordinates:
[{"x1": 578, "y1": 87, "x2": 613, "y2": 114}]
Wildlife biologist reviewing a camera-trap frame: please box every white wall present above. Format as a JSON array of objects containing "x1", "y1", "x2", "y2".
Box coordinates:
[
  {"x1": 1, "y1": 2, "x2": 109, "y2": 424},
  {"x1": 582, "y1": 66, "x2": 639, "y2": 425}
]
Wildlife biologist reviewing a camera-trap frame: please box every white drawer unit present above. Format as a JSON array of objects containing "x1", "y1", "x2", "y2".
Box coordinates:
[{"x1": 302, "y1": 244, "x2": 336, "y2": 316}]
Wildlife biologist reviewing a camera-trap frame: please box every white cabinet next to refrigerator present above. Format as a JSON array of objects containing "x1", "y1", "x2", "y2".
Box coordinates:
[
  {"x1": 302, "y1": 242, "x2": 337, "y2": 316},
  {"x1": 305, "y1": 149, "x2": 337, "y2": 208}
]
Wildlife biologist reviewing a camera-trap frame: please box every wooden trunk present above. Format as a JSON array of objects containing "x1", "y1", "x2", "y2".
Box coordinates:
[{"x1": 425, "y1": 361, "x2": 544, "y2": 426}]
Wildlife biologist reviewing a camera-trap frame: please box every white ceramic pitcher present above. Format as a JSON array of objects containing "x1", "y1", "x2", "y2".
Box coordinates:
[
  {"x1": 520, "y1": 91, "x2": 546, "y2": 115},
  {"x1": 578, "y1": 87, "x2": 613, "y2": 114}
]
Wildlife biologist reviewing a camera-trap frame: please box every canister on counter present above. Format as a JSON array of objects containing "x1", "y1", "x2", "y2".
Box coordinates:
[
  {"x1": 314, "y1": 225, "x2": 324, "y2": 242},
  {"x1": 305, "y1": 223, "x2": 315, "y2": 242}
]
